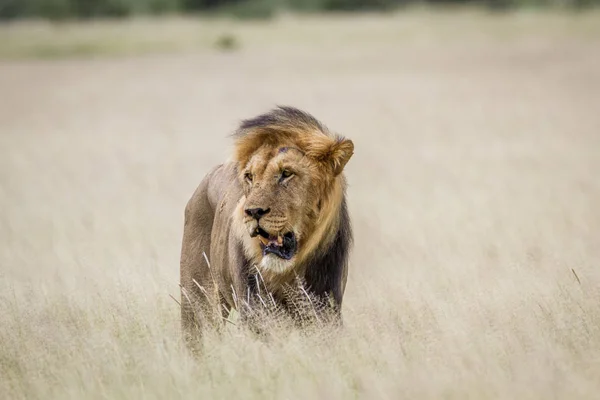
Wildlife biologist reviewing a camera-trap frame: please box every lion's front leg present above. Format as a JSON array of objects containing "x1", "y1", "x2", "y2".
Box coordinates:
[{"x1": 180, "y1": 179, "x2": 222, "y2": 348}]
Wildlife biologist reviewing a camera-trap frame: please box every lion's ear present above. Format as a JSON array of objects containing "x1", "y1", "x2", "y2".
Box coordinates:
[
  {"x1": 302, "y1": 135, "x2": 354, "y2": 176},
  {"x1": 329, "y1": 138, "x2": 354, "y2": 176}
]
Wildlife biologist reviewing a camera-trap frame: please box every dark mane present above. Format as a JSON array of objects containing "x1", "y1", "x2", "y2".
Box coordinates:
[
  {"x1": 234, "y1": 106, "x2": 330, "y2": 138},
  {"x1": 303, "y1": 196, "x2": 352, "y2": 307}
]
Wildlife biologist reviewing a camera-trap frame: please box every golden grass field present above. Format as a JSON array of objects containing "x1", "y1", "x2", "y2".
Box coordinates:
[{"x1": 1, "y1": 10, "x2": 600, "y2": 399}]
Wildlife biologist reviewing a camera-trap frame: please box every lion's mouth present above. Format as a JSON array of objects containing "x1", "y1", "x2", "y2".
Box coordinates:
[{"x1": 251, "y1": 227, "x2": 297, "y2": 260}]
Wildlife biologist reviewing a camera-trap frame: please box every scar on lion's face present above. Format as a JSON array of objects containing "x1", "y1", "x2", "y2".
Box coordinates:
[{"x1": 278, "y1": 146, "x2": 304, "y2": 155}]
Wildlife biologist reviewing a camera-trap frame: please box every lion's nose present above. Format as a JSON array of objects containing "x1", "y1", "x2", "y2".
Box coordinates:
[{"x1": 245, "y1": 207, "x2": 270, "y2": 220}]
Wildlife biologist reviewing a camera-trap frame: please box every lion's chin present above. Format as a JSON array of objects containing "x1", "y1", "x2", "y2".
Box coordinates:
[{"x1": 260, "y1": 254, "x2": 295, "y2": 273}]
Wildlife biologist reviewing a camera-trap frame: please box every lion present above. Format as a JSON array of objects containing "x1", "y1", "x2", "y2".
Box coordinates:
[{"x1": 179, "y1": 106, "x2": 354, "y2": 339}]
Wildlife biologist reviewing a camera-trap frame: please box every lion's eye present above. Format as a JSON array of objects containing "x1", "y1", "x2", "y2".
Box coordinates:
[
  {"x1": 281, "y1": 170, "x2": 293, "y2": 179},
  {"x1": 244, "y1": 172, "x2": 253, "y2": 183}
]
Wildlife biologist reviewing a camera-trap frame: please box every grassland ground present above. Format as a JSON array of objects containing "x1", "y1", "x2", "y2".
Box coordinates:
[{"x1": 1, "y1": 10, "x2": 600, "y2": 399}]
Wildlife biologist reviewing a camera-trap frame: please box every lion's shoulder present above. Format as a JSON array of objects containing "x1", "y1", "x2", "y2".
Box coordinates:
[
  {"x1": 184, "y1": 162, "x2": 240, "y2": 222},
  {"x1": 205, "y1": 162, "x2": 240, "y2": 208}
]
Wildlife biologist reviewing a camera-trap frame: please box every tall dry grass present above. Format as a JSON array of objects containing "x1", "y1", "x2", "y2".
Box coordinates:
[{"x1": 1, "y1": 12, "x2": 600, "y2": 399}]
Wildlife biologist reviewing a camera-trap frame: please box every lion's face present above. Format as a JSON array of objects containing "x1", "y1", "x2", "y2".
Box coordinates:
[
  {"x1": 233, "y1": 108, "x2": 354, "y2": 274},
  {"x1": 239, "y1": 145, "x2": 326, "y2": 271}
]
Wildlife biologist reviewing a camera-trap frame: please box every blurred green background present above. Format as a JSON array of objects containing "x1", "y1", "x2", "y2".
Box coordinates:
[{"x1": 1, "y1": 0, "x2": 598, "y2": 21}]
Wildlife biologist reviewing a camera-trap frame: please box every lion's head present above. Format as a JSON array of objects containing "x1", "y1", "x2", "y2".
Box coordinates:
[{"x1": 232, "y1": 107, "x2": 354, "y2": 274}]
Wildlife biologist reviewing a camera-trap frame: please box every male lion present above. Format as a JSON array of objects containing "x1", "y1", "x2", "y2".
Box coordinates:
[{"x1": 180, "y1": 106, "x2": 353, "y2": 339}]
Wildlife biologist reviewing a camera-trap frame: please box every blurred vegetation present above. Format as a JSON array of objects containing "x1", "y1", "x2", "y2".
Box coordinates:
[
  {"x1": 0, "y1": 0, "x2": 598, "y2": 20},
  {"x1": 214, "y1": 32, "x2": 239, "y2": 50}
]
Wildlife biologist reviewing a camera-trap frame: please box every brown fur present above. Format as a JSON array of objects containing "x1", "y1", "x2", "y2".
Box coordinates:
[{"x1": 180, "y1": 106, "x2": 354, "y2": 341}]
